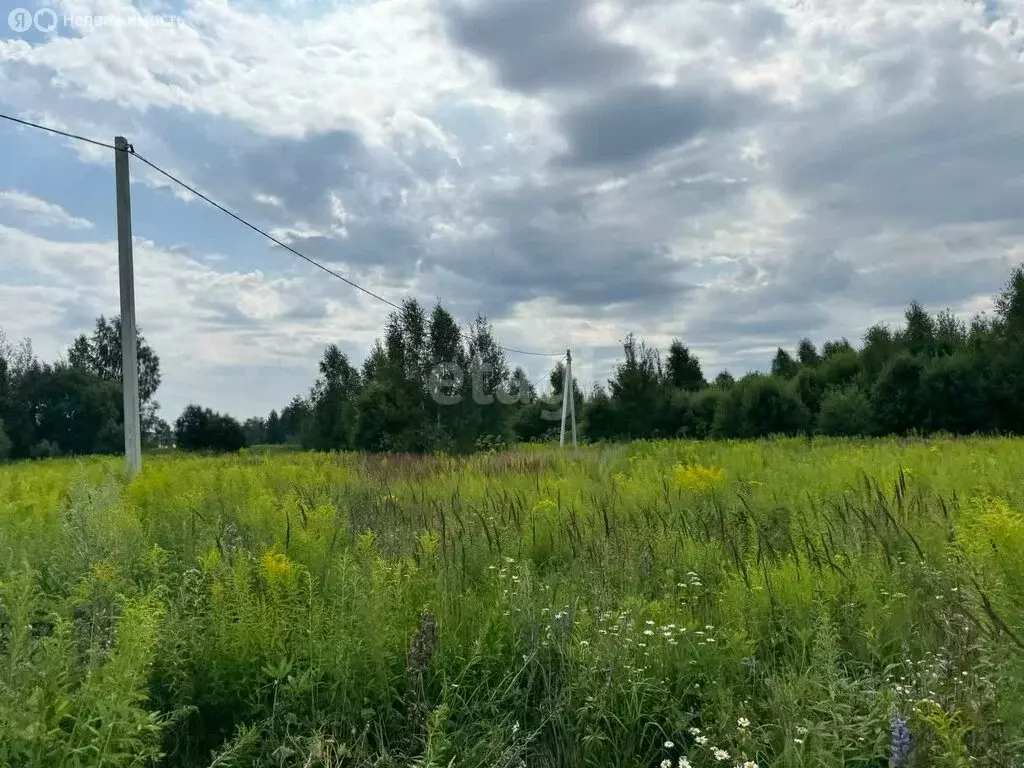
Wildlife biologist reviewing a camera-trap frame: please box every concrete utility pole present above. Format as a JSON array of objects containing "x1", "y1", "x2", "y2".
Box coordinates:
[
  {"x1": 559, "y1": 349, "x2": 578, "y2": 452},
  {"x1": 115, "y1": 136, "x2": 142, "y2": 477}
]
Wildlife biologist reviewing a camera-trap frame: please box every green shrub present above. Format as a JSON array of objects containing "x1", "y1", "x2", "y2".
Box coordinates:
[{"x1": 817, "y1": 384, "x2": 873, "y2": 436}]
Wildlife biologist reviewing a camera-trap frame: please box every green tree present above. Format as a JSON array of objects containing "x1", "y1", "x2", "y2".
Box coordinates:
[
  {"x1": 871, "y1": 353, "x2": 926, "y2": 435},
  {"x1": 797, "y1": 349, "x2": 862, "y2": 416},
  {"x1": 662, "y1": 387, "x2": 695, "y2": 437},
  {"x1": 607, "y1": 334, "x2": 664, "y2": 438},
  {"x1": 714, "y1": 370, "x2": 735, "y2": 388},
  {"x1": 771, "y1": 348, "x2": 799, "y2": 379},
  {"x1": 175, "y1": 405, "x2": 246, "y2": 452},
  {"x1": 145, "y1": 417, "x2": 174, "y2": 449},
  {"x1": 817, "y1": 385, "x2": 873, "y2": 436},
  {"x1": 821, "y1": 338, "x2": 854, "y2": 359},
  {"x1": 714, "y1": 374, "x2": 810, "y2": 438},
  {"x1": 665, "y1": 340, "x2": 706, "y2": 391},
  {"x1": 305, "y1": 344, "x2": 361, "y2": 451},
  {"x1": 690, "y1": 388, "x2": 722, "y2": 438},
  {"x1": 581, "y1": 385, "x2": 616, "y2": 442},
  {"x1": 13, "y1": 365, "x2": 122, "y2": 457},
  {"x1": 464, "y1": 315, "x2": 510, "y2": 443},
  {"x1": 242, "y1": 417, "x2": 268, "y2": 446},
  {"x1": 797, "y1": 338, "x2": 820, "y2": 367},
  {"x1": 920, "y1": 353, "x2": 990, "y2": 434},
  {"x1": 68, "y1": 315, "x2": 161, "y2": 404},
  {"x1": 265, "y1": 410, "x2": 286, "y2": 444},
  {"x1": 860, "y1": 324, "x2": 898, "y2": 385},
  {"x1": 994, "y1": 263, "x2": 1024, "y2": 339},
  {"x1": 900, "y1": 301, "x2": 936, "y2": 357},
  {"x1": 279, "y1": 397, "x2": 309, "y2": 444},
  {"x1": 934, "y1": 309, "x2": 967, "y2": 356},
  {"x1": 0, "y1": 419, "x2": 11, "y2": 461}
]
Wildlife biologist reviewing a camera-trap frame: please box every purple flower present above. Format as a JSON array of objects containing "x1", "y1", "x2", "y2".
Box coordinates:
[{"x1": 889, "y1": 715, "x2": 912, "y2": 767}]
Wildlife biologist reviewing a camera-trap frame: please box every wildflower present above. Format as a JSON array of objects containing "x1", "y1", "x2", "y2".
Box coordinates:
[
  {"x1": 688, "y1": 727, "x2": 701, "y2": 736},
  {"x1": 260, "y1": 552, "x2": 296, "y2": 585},
  {"x1": 737, "y1": 717, "x2": 751, "y2": 729},
  {"x1": 678, "y1": 758, "x2": 692, "y2": 768},
  {"x1": 796, "y1": 726, "x2": 809, "y2": 736},
  {"x1": 672, "y1": 464, "x2": 726, "y2": 492},
  {"x1": 664, "y1": 741, "x2": 675, "y2": 749},
  {"x1": 644, "y1": 629, "x2": 655, "y2": 636},
  {"x1": 695, "y1": 735, "x2": 708, "y2": 746},
  {"x1": 889, "y1": 715, "x2": 912, "y2": 768},
  {"x1": 740, "y1": 763, "x2": 758, "y2": 768},
  {"x1": 794, "y1": 738, "x2": 804, "y2": 745},
  {"x1": 712, "y1": 747, "x2": 730, "y2": 761},
  {"x1": 661, "y1": 761, "x2": 672, "y2": 768}
]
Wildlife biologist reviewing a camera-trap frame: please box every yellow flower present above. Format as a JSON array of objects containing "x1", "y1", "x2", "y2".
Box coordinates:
[
  {"x1": 260, "y1": 552, "x2": 296, "y2": 586},
  {"x1": 532, "y1": 498, "x2": 557, "y2": 515},
  {"x1": 670, "y1": 463, "x2": 726, "y2": 493}
]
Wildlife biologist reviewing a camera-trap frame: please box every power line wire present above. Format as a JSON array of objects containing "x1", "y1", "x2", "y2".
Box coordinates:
[
  {"x1": 130, "y1": 150, "x2": 565, "y2": 357},
  {"x1": 0, "y1": 112, "x2": 119, "y2": 151},
  {"x1": 0, "y1": 110, "x2": 565, "y2": 357},
  {"x1": 130, "y1": 150, "x2": 405, "y2": 312},
  {"x1": 531, "y1": 356, "x2": 565, "y2": 394}
]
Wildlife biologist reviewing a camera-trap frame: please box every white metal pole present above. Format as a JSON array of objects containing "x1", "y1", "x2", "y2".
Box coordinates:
[
  {"x1": 115, "y1": 136, "x2": 142, "y2": 477},
  {"x1": 559, "y1": 349, "x2": 570, "y2": 448},
  {"x1": 567, "y1": 350, "x2": 578, "y2": 453}
]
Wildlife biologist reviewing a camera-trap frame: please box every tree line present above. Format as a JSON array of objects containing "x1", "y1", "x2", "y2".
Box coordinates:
[{"x1": 3, "y1": 264, "x2": 1024, "y2": 460}]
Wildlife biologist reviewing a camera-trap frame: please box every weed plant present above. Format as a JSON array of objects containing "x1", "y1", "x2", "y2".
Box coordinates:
[{"x1": 1, "y1": 438, "x2": 1023, "y2": 766}]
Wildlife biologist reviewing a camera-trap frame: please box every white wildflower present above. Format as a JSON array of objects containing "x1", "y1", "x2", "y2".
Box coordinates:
[
  {"x1": 665, "y1": 741, "x2": 675, "y2": 749},
  {"x1": 661, "y1": 761, "x2": 672, "y2": 768},
  {"x1": 678, "y1": 758, "x2": 691, "y2": 768},
  {"x1": 712, "y1": 747, "x2": 730, "y2": 761},
  {"x1": 694, "y1": 735, "x2": 708, "y2": 746},
  {"x1": 688, "y1": 727, "x2": 701, "y2": 736},
  {"x1": 737, "y1": 717, "x2": 751, "y2": 729},
  {"x1": 794, "y1": 738, "x2": 804, "y2": 745}
]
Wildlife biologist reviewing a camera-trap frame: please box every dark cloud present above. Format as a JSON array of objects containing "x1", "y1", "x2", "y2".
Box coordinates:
[
  {"x1": 773, "y1": 81, "x2": 1024, "y2": 231},
  {"x1": 557, "y1": 81, "x2": 761, "y2": 168},
  {"x1": 443, "y1": 0, "x2": 646, "y2": 93}
]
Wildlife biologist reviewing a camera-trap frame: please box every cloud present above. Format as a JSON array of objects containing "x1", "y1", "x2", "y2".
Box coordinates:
[
  {"x1": 2, "y1": 0, "x2": 1024, "y2": 414},
  {"x1": 557, "y1": 80, "x2": 765, "y2": 168},
  {"x1": 0, "y1": 189, "x2": 94, "y2": 230},
  {"x1": 442, "y1": 0, "x2": 646, "y2": 93}
]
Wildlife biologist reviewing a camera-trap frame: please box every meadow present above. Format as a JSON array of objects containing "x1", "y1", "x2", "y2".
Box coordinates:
[{"x1": 1, "y1": 438, "x2": 1023, "y2": 768}]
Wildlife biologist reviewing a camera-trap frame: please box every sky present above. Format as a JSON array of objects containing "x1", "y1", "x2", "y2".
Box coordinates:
[{"x1": 1, "y1": 0, "x2": 1023, "y2": 420}]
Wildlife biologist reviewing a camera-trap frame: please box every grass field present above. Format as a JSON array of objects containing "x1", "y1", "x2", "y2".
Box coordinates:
[{"x1": 1, "y1": 438, "x2": 1023, "y2": 767}]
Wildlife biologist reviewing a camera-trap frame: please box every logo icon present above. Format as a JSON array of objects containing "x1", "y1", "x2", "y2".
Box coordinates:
[
  {"x1": 8, "y1": 8, "x2": 32, "y2": 32},
  {"x1": 34, "y1": 8, "x2": 57, "y2": 31}
]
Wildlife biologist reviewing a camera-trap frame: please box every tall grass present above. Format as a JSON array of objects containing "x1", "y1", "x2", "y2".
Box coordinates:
[{"x1": 1, "y1": 437, "x2": 1023, "y2": 766}]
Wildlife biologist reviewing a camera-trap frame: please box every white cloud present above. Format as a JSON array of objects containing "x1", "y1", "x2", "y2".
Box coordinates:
[
  {"x1": 0, "y1": 222, "x2": 392, "y2": 416},
  {"x1": 1, "y1": 0, "x2": 1023, "y2": 412},
  {"x1": 0, "y1": 189, "x2": 93, "y2": 230}
]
